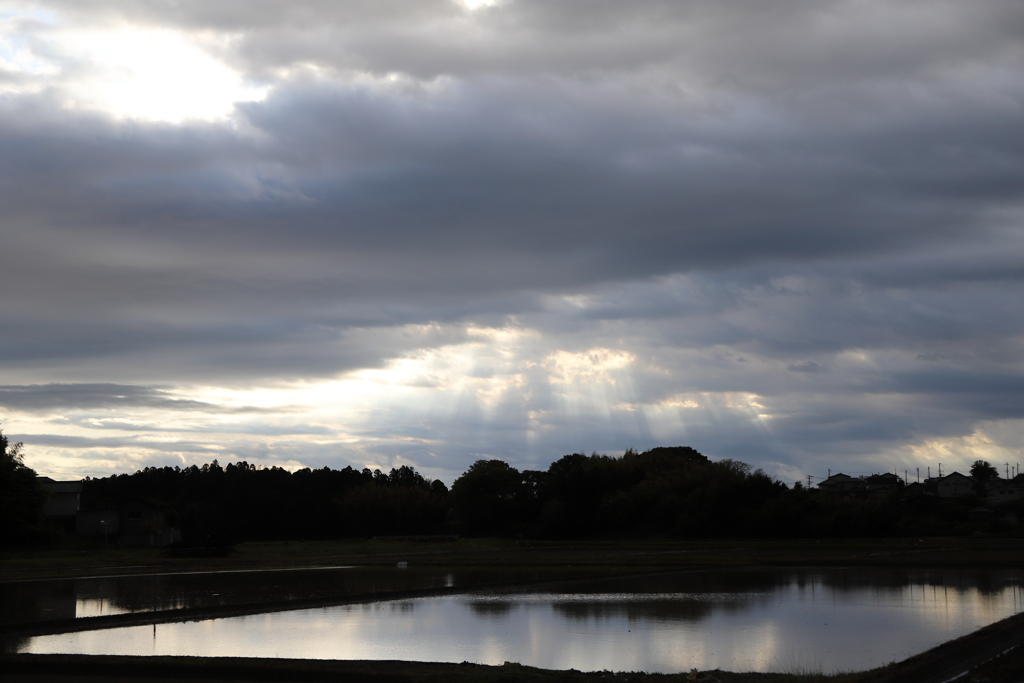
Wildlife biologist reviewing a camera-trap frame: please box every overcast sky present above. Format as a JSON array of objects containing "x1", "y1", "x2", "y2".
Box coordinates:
[{"x1": 2, "y1": 0, "x2": 1023, "y2": 485}]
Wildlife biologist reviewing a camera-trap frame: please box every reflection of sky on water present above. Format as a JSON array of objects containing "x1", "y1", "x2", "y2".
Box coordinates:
[
  {"x1": 17, "y1": 569, "x2": 1024, "y2": 673},
  {"x1": 0, "y1": 566, "x2": 558, "y2": 625}
]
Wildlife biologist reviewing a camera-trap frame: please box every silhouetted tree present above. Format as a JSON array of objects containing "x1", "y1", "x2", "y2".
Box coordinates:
[
  {"x1": 449, "y1": 459, "x2": 528, "y2": 536},
  {"x1": 0, "y1": 429, "x2": 49, "y2": 546},
  {"x1": 970, "y1": 460, "x2": 999, "y2": 482}
]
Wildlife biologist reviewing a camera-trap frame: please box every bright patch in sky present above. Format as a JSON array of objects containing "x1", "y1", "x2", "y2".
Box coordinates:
[
  {"x1": 62, "y1": 28, "x2": 265, "y2": 122},
  {"x1": 0, "y1": 10, "x2": 56, "y2": 79},
  {"x1": 460, "y1": 0, "x2": 501, "y2": 9},
  {"x1": 544, "y1": 349, "x2": 635, "y2": 384},
  {"x1": 1, "y1": 10, "x2": 265, "y2": 122}
]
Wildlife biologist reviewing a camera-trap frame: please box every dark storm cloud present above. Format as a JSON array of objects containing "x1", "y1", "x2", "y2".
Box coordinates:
[
  {"x1": 6, "y1": 2, "x2": 1024, "y2": 270},
  {"x1": 4, "y1": 72, "x2": 1020, "y2": 305}
]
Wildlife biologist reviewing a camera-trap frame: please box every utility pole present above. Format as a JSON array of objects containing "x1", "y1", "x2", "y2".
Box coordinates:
[
  {"x1": 928, "y1": 466, "x2": 931, "y2": 479},
  {"x1": 807, "y1": 475, "x2": 813, "y2": 489},
  {"x1": 938, "y1": 463, "x2": 943, "y2": 478},
  {"x1": 916, "y1": 467, "x2": 920, "y2": 483},
  {"x1": 1006, "y1": 462, "x2": 1010, "y2": 479}
]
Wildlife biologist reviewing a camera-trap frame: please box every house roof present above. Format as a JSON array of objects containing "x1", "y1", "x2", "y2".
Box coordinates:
[{"x1": 38, "y1": 477, "x2": 84, "y2": 493}]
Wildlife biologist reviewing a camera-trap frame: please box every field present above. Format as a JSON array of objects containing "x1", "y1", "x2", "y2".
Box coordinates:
[
  {"x1": 3, "y1": 535, "x2": 1023, "y2": 580},
  {"x1": 2, "y1": 536, "x2": 1023, "y2": 683}
]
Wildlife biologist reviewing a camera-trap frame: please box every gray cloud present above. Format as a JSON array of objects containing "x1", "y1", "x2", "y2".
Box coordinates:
[
  {"x1": 787, "y1": 362, "x2": 821, "y2": 374},
  {"x1": 2, "y1": 0, "x2": 1022, "y2": 479},
  {"x1": 0, "y1": 384, "x2": 278, "y2": 413}
]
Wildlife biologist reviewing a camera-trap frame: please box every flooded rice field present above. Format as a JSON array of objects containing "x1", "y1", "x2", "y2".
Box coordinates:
[
  {"x1": 0, "y1": 565, "x2": 570, "y2": 624},
  {"x1": 5, "y1": 566, "x2": 1024, "y2": 674}
]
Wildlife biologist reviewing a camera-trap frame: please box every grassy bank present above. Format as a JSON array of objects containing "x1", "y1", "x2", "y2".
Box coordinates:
[{"x1": 2, "y1": 535, "x2": 1022, "y2": 581}]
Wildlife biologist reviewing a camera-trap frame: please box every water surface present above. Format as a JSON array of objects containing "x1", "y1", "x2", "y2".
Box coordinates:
[
  {"x1": 14, "y1": 567, "x2": 1024, "y2": 673},
  {"x1": 1, "y1": 565, "x2": 581, "y2": 624}
]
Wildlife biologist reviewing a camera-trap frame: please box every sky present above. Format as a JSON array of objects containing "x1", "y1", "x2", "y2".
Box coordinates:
[{"x1": 1, "y1": 0, "x2": 1023, "y2": 486}]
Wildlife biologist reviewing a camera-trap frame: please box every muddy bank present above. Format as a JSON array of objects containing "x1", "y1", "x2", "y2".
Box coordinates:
[
  {"x1": 0, "y1": 654, "x2": 850, "y2": 682},
  {"x1": 862, "y1": 608, "x2": 1024, "y2": 683}
]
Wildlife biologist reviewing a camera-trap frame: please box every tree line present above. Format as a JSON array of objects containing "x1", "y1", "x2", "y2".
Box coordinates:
[
  {"x1": 76, "y1": 446, "x2": 910, "y2": 542},
  {"x1": 82, "y1": 460, "x2": 450, "y2": 544},
  {"x1": 3, "y1": 428, "x2": 1014, "y2": 547},
  {"x1": 446, "y1": 447, "x2": 908, "y2": 539}
]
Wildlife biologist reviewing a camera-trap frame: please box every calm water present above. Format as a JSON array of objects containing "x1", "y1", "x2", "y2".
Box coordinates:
[
  {"x1": 0, "y1": 565, "x2": 585, "y2": 624},
  {"x1": 10, "y1": 567, "x2": 1024, "y2": 673}
]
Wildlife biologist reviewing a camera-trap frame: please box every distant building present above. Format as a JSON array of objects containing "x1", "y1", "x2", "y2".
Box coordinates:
[
  {"x1": 76, "y1": 509, "x2": 119, "y2": 537},
  {"x1": 865, "y1": 473, "x2": 902, "y2": 498},
  {"x1": 38, "y1": 477, "x2": 83, "y2": 532},
  {"x1": 817, "y1": 473, "x2": 862, "y2": 495},
  {"x1": 117, "y1": 499, "x2": 180, "y2": 547},
  {"x1": 989, "y1": 475, "x2": 1024, "y2": 503},
  {"x1": 936, "y1": 472, "x2": 974, "y2": 499},
  {"x1": 902, "y1": 482, "x2": 933, "y2": 500},
  {"x1": 982, "y1": 478, "x2": 1004, "y2": 493}
]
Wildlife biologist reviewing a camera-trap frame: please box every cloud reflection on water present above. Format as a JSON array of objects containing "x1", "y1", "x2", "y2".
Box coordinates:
[{"x1": 12, "y1": 568, "x2": 1024, "y2": 673}]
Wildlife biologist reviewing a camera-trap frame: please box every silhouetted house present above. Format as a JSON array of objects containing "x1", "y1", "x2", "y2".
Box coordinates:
[
  {"x1": 76, "y1": 509, "x2": 119, "y2": 538},
  {"x1": 118, "y1": 499, "x2": 180, "y2": 547},
  {"x1": 936, "y1": 472, "x2": 974, "y2": 498},
  {"x1": 990, "y1": 476, "x2": 1024, "y2": 502},
  {"x1": 982, "y1": 478, "x2": 1004, "y2": 493},
  {"x1": 817, "y1": 473, "x2": 862, "y2": 496},
  {"x1": 38, "y1": 477, "x2": 83, "y2": 532},
  {"x1": 902, "y1": 482, "x2": 933, "y2": 500},
  {"x1": 865, "y1": 473, "x2": 902, "y2": 499}
]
